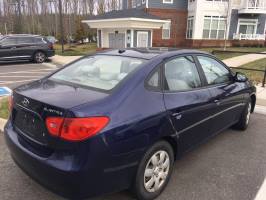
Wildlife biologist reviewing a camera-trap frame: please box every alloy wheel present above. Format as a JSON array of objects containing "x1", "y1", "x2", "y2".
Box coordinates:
[
  {"x1": 35, "y1": 52, "x2": 46, "y2": 63},
  {"x1": 144, "y1": 150, "x2": 170, "y2": 193}
]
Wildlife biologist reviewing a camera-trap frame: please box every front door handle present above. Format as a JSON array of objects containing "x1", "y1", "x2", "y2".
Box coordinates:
[
  {"x1": 214, "y1": 99, "x2": 221, "y2": 105},
  {"x1": 172, "y1": 112, "x2": 182, "y2": 120}
]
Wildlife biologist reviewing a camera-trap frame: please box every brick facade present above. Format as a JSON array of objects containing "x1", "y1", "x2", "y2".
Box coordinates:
[{"x1": 146, "y1": 8, "x2": 188, "y2": 47}]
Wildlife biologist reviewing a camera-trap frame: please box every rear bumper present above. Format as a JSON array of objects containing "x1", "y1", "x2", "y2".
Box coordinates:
[
  {"x1": 4, "y1": 121, "x2": 139, "y2": 199},
  {"x1": 46, "y1": 50, "x2": 55, "y2": 57}
]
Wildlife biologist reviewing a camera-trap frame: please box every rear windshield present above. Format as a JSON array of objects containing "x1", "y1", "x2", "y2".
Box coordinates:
[{"x1": 50, "y1": 55, "x2": 145, "y2": 91}]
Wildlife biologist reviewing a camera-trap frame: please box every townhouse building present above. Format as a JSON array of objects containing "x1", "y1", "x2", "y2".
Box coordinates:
[{"x1": 83, "y1": 0, "x2": 266, "y2": 48}]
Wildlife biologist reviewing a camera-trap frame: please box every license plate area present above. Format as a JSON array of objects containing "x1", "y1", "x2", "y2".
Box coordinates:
[{"x1": 13, "y1": 106, "x2": 47, "y2": 145}]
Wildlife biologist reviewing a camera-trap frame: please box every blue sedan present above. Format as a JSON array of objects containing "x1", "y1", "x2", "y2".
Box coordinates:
[{"x1": 4, "y1": 49, "x2": 256, "y2": 200}]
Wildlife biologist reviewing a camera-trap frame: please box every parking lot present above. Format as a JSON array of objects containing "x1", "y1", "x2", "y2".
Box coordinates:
[
  {"x1": 0, "y1": 113, "x2": 266, "y2": 200},
  {"x1": 0, "y1": 61, "x2": 60, "y2": 89}
]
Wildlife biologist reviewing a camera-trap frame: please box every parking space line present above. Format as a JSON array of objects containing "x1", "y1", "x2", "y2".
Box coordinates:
[
  {"x1": 42, "y1": 63, "x2": 58, "y2": 69},
  {"x1": 0, "y1": 69, "x2": 54, "y2": 75},
  {"x1": 0, "y1": 75, "x2": 42, "y2": 78},
  {"x1": 0, "y1": 79, "x2": 38, "y2": 84},
  {"x1": 255, "y1": 178, "x2": 266, "y2": 200}
]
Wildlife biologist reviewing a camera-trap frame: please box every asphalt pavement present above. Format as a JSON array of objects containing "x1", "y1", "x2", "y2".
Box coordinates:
[
  {"x1": 0, "y1": 60, "x2": 59, "y2": 89},
  {"x1": 1, "y1": 113, "x2": 266, "y2": 200}
]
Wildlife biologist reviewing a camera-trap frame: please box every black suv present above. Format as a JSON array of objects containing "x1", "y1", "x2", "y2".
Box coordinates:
[{"x1": 0, "y1": 34, "x2": 55, "y2": 63}]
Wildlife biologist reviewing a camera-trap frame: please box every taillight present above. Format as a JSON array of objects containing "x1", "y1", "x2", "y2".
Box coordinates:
[
  {"x1": 46, "y1": 117, "x2": 64, "y2": 137},
  {"x1": 48, "y1": 43, "x2": 54, "y2": 50},
  {"x1": 46, "y1": 117, "x2": 109, "y2": 142}
]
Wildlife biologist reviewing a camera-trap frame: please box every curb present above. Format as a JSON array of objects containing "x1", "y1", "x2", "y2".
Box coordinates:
[
  {"x1": 0, "y1": 105, "x2": 265, "y2": 133},
  {"x1": 0, "y1": 118, "x2": 7, "y2": 132}
]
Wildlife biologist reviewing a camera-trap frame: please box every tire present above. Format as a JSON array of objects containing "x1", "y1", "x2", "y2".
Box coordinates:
[
  {"x1": 33, "y1": 51, "x2": 46, "y2": 63},
  {"x1": 132, "y1": 141, "x2": 174, "y2": 200},
  {"x1": 233, "y1": 99, "x2": 252, "y2": 130}
]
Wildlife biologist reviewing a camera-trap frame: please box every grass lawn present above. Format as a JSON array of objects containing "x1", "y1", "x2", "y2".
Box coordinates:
[
  {"x1": 0, "y1": 98, "x2": 9, "y2": 119},
  {"x1": 199, "y1": 47, "x2": 266, "y2": 60},
  {"x1": 231, "y1": 58, "x2": 266, "y2": 85},
  {"x1": 54, "y1": 43, "x2": 97, "y2": 56}
]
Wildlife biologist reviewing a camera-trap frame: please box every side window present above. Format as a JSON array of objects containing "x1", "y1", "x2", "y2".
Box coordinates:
[
  {"x1": 164, "y1": 56, "x2": 201, "y2": 91},
  {"x1": 146, "y1": 68, "x2": 161, "y2": 90},
  {"x1": 1, "y1": 37, "x2": 17, "y2": 45},
  {"x1": 34, "y1": 37, "x2": 46, "y2": 44},
  {"x1": 197, "y1": 56, "x2": 231, "y2": 85},
  {"x1": 17, "y1": 37, "x2": 34, "y2": 44}
]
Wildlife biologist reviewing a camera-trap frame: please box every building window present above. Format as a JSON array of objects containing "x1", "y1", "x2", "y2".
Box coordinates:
[
  {"x1": 132, "y1": 0, "x2": 136, "y2": 7},
  {"x1": 203, "y1": 16, "x2": 226, "y2": 39},
  {"x1": 187, "y1": 17, "x2": 194, "y2": 39},
  {"x1": 163, "y1": 0, "x2": 173, "y2": 4},
  {"x1": 237, "y1": 19, "x2": 258, "y2": 35},
  {"x1": 162, "y1": 20, "x2": 171, "y2": 39}
]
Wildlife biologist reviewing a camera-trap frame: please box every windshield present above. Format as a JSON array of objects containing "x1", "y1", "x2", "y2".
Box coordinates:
[{"x1": 50, "y1": 55, "x2": 145, "y2": 91}]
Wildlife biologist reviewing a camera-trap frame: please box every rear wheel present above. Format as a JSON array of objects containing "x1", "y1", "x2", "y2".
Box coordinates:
[
  {"x1": 133, "y1": 141, "x2": 174, "y2": 200},
  {"x1": 233, "y1": 99, "x2": 252, "y2": 130},
  {"x1": 33, "y1": 51, "x2": 46, "y2": 63}
]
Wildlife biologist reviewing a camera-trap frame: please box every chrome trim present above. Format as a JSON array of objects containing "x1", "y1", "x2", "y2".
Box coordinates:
[
  {"x1": 15, "y1": 103, "x2": 43, "y2": 121},
  {"x1": 0, "y1": 56, "x2": 31, "y2": 59},
  {"x1": 177, "y1": 103, "x2": 245, "y2": 135}
]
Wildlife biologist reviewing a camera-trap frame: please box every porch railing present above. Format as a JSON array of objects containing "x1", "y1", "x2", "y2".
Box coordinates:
[
  {"x1": 233, "y1": 33, "x2": 266, "y2": 40},
  {"x1": 241, "y1": 0, "x2": 266, "y2": 10}
]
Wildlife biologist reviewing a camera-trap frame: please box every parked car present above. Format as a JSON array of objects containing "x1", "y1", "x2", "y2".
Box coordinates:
[
  {"x1": 4, "y1": 49, "x2": 256, "y2": 200},
  {"x1": 0, "y1": 34, "x2": 55, "y2": 63}
]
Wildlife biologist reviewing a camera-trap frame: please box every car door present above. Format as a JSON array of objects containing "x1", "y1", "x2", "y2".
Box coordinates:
[
  {"x1": 15, "y1": 37, "x2": 35, "y2": 59},
  {"x1": 163, "y1": 55, "x2": 214, "y2": 153},
  {"x1": 0, "y1": 37, "x2": 18, "y2": 60},
  {"x1": 196, "y1": 55, "x2": 245, "y2": 134}
]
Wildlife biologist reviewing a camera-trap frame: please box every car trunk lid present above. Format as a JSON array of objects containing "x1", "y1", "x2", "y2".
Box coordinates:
[{"x1": 12, "y1": 79, "x2": 109, "y2": 147}]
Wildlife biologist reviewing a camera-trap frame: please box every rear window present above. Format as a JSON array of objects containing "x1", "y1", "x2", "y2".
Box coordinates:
[{"x1": 50, "y1": 55, "x2": 145, "y2": 91}]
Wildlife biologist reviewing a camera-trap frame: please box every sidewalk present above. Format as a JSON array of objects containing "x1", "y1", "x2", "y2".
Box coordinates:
[
  {"x1": 256, "y1": 85, "x2": 266, "y2": 106},
  {"x1": 223, "y1": 52, "x2": 266, "y2": 67},
  {"x1": 51, "y1": 55, "x2": 81, "y2": 66}
]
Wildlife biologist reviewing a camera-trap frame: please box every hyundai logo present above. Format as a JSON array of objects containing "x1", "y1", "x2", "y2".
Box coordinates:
[{"x1": 22, "y1": 98, "x2": 30, "y2": 107}]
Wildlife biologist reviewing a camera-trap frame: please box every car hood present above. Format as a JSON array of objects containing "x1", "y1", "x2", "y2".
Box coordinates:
[{"x1": 15, "y1": 79, "x2": 109, "y2": 109}]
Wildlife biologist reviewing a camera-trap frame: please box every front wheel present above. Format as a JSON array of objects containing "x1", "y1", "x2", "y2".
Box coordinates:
[
  {"x1": 33, "y1": 51, "x2": 46, "y2": 63},
  {"x1": 132, "y1": 141, "x2": 174, "y2": 200},
  {"x1": 233, "y1": 100, "x2": 252, "y2": 130}
]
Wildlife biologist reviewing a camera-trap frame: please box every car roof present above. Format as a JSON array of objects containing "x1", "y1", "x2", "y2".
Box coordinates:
[
  {"x1": 96, "y1": 48, "x2": 211, "y2": 60},
  {"x1": 5, "y1": 34, "x2": 42, "y2": 38}
]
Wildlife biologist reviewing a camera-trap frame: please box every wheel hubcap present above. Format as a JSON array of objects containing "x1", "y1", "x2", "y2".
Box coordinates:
[
  {"x1": 36, "y1": 53, "x2": 45, "y2": 62},
  {"x1": 144, "y1": 150, "x2": 170, "y2": 193},
  {"x1": 246, "y1": 103, "x2": 251, "y2": 125}
]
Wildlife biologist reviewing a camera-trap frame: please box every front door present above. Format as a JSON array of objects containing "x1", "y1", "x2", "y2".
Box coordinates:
[
  {"x1": 196, "y1": 55, "x2": 245, "y2": 134},
  {"x1": 137, "y1": 31, "x2": 149, "y2": 48},
  {"x1": 109, "y1": 33, "x2": 125, "y2": 49},
  {"x1": 163, "y1": 56, "x2": 214, "y2": 153}
]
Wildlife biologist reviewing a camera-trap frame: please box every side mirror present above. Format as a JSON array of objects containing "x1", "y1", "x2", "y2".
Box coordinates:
[{"x1": 235, "y1": 72, "x2": 248, "y2": 82}]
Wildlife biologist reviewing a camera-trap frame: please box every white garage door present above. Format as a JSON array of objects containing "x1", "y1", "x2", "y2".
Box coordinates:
[{"x1": 109, "y1": 33, "x2": 125, "y2": 49}]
